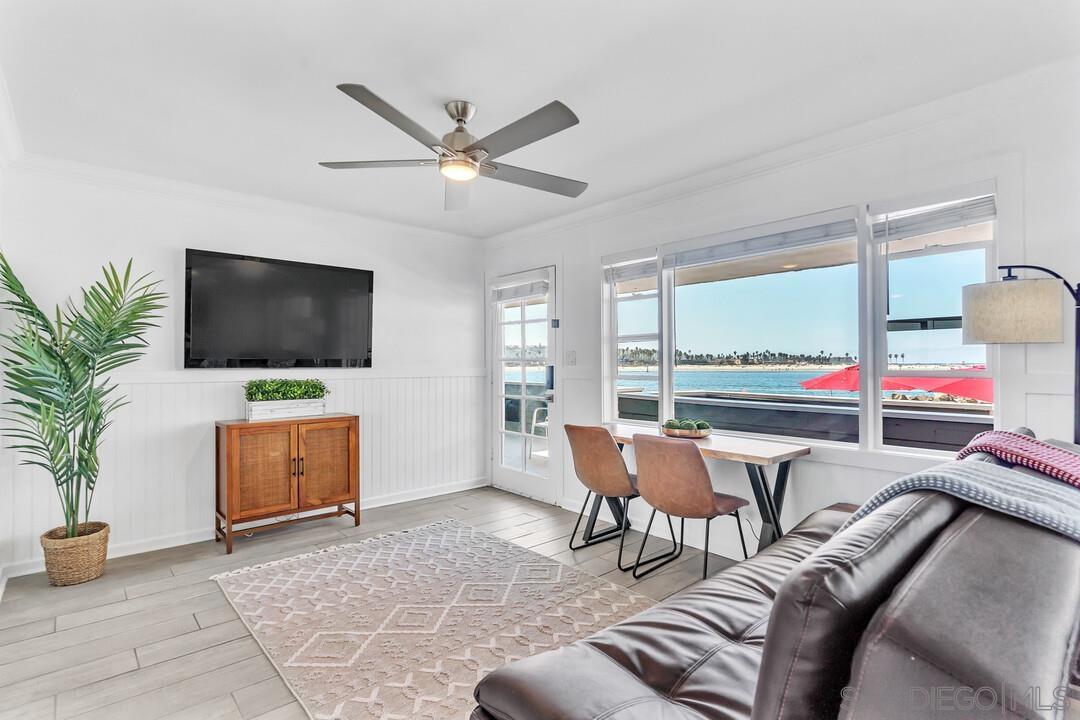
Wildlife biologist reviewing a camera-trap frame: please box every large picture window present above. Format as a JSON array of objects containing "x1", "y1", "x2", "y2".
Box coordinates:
[
  {"x1": 672, "y1": 236, "x2": 860, "y2": 442},
  {"x1": 603, "y1": 193, "x2": 996, "y2": 452}
]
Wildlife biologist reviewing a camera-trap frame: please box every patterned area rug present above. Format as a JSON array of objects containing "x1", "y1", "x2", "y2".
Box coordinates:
[{"x1": 213, "y1": 519, "x2": 655, "y2": 720}]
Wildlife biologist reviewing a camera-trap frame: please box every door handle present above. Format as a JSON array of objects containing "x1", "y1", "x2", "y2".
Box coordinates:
[
  {"x1": 299, "y1": 457, "x2": 305, "y2": 476},
  {"x1": 292, "y1": 458, "x2": 297, "y2": 477}
]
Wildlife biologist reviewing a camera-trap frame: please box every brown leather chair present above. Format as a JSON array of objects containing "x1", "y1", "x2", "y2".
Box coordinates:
[
  {"x1": 632, "y1": 433, "x2": 750, "y2": 579},
  {"x1": 565, "y1": 424, "x2": 639, "y2": 570}
]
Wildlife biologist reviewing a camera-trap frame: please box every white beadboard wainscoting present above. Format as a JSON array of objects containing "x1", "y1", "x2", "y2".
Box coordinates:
[{"x1": 0, "y1": 372, "x2": 488, "y2": 586}]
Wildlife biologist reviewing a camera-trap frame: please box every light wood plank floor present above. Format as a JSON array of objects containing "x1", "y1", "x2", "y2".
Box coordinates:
[{"x1": 0, "y1": 487, "x2": 736, "y2": 720}]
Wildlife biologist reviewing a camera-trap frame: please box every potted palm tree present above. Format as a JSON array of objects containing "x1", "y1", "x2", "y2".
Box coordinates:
[{"x1": 0, "y1": 254, "x2": 165, "y2": 586}]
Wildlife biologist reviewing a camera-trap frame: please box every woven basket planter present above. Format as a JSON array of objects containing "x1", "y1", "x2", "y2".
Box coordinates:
[{"x1": 40, "y1": 521, "x2": 110, "y2": 586}]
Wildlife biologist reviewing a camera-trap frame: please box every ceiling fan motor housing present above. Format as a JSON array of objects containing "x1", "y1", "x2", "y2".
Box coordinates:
[{"x1": 441, "y1": 107, "x2": 480, "y2": 180}]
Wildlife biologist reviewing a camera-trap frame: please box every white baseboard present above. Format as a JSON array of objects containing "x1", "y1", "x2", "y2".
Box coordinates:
[
  {"x1": 0, "y1": 526, "x2": 212, "y2": 592},
  {"x1": 0, "y1": 476, "x2": 491, "y2": 600},
  {"x1": 363, "y1": 477, "x2": 491, "y2": 511}
]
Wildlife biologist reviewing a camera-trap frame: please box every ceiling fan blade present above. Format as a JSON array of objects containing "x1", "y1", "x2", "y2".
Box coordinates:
[
  {"x1": 481, "y1": 162, "x2": 587, "y2": 198},
  {"x1": 464, "y1": 101, "x2": 578, "y2": 160},
  {"x1": 444, "y1": 179, "x2": 470, "y2": 211},
  {"x1": 336, "y1": 84, "x2": 449, "y2": 155},
  {"x1": 319, "y1": 159, "x2": 435, "y2": 169}
]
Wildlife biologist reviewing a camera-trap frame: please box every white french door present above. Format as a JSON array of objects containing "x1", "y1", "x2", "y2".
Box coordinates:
[{"x1": 490, "y1": 266, "x2": 559, "y2": 502}]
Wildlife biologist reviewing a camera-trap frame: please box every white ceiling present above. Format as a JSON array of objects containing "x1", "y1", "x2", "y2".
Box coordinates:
[{"x1": 2, "y1": 1, "x2": 1079, "y2": 238}]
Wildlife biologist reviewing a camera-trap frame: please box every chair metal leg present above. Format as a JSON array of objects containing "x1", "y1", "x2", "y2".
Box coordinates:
[
  {"x1": 632, "y1": 511, "x2": 684, "y2": 579},
  {"x1": 703, "y1": 517, "x2": 711, "y2": 580},
  {"x1": 616, "y1": 497, "x2": 635, "y2": 571},
  {"x1": 569, "y1": 491, "x2": 626, "y2": 551},
  {"x1": 734, "y1": 508, "x2": 749, "y2": 560}
]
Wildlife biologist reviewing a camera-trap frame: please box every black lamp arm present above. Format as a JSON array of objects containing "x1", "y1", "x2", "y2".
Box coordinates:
[{"x1": 997, "y1": 264, "x2": 1080, "y2": 304}]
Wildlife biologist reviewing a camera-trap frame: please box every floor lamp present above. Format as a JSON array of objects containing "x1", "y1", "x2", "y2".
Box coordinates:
[{"x1": 963, "y1": 264, "x2": 1078, "y2": 444}]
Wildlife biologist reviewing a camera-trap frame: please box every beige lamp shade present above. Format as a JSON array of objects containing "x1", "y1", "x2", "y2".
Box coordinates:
[{"x1": 962, "y1": 278, "x2": 1064, "y2": 344}]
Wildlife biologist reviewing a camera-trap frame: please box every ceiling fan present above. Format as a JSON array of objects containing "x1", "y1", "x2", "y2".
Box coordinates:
[{"x1": 320, "y1": 84, "x2": 587, "y2": 211}]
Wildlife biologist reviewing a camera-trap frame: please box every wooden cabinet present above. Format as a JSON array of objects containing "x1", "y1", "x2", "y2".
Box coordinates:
[{"x1": 216, "y1": 414, "x2": 359, "y2": 553}]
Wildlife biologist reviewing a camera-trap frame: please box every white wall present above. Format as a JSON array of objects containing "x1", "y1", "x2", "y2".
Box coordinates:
[
  {"x1": 0, "y1": 159, "x2": 488, "y2": 581},
  {"x1": 486, "y1": 57, "x2": 1080, "y2": 559}
]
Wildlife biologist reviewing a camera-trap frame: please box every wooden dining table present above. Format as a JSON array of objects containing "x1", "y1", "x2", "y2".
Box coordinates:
[{"x1": 585, "y1": 423, "x2": 811, "y2": 553}]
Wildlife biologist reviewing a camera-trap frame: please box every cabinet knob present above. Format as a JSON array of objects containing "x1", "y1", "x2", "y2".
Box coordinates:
[
  {"x1": 291, "y1": 457, "x2": 297, "y2": 477},
  {"x1": 299, "y1": 457, "x2": 305, "y2": 476}
]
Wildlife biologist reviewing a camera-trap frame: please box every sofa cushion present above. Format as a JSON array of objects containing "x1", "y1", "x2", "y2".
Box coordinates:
[
  {"x1": 472, "y1": 503, "x2": 854, "y2": 720},
  {"x1": 841, "y1": 507, "x2": 1080, "y2": 720},
  {"x1": 752, "y1": 491, "x2": 966, "y2": 720}
]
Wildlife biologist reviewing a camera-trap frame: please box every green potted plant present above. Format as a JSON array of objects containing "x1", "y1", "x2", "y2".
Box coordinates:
[
  {"x1": 0, "y1": 254, "x2": 165, "y2": 586},
  {"x1": 244, "y1": 378, "x2": 329, "y2": 420}
]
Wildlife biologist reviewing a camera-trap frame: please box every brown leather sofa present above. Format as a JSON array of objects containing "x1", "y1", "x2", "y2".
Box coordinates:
[{"x1": 471, "y1": 449, "x2": 1080, "y2": 720}]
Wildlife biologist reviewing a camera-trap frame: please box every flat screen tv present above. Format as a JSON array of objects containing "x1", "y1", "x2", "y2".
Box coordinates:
[{"x1": 184, "y1": 249, "x2": 373, "y2": 368}]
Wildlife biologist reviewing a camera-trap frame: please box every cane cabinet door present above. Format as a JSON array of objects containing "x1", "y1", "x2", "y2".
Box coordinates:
[
  {"x1": 298, "y1": 418, "x2": 357, "y2": 508},
  {"x1": 235, "y1": 424, "x2": 297, "y2": 519}
]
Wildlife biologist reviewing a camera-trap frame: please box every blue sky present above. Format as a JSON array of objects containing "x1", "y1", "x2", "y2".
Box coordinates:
[{"x1": 619, "y1": 248, "x2": 986, "y2": 364}]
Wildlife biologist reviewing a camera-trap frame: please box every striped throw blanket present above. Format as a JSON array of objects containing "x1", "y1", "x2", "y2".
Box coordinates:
[
  {"x1": 841, "y1": 459, "x2": 1080, "y2": 543},
  {"x1": 957, "y1": 429, "x2": 1080, "y2": 489}
]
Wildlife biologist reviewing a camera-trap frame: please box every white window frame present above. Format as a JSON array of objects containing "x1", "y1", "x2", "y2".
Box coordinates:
[
  {"x1": 868, "y1": 191, "x2": 996, "y2": 450},
  {"x1": 601, "y1": 187, "x2": 998, "y2": 452},
  {"x1": 602, "y1": 251, "x2": 661, "y2": 426}
]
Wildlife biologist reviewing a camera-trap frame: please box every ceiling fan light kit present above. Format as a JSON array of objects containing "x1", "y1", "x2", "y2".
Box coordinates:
[
  {"x1": 320, "y1": 84, "x2": 587, "y2": 210},
  {"x1": 439, "y1": 157, "x2": 479, "y2": 182}
]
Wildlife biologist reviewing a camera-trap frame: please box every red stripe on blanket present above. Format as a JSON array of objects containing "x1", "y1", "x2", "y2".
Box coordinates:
[{"x1": 957, "y1": 430, "x2": 1080, "y2": 489}]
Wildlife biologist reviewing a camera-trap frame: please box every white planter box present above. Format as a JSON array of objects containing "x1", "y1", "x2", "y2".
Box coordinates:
[{"x1": 246, "y1": 398, "x2": 326, "y2": 421}]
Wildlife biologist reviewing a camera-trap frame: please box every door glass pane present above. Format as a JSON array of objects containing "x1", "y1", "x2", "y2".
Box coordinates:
[
  {"x1": 524, "y1": 299, "x2": 547, "y2": 321},
  {"x1": 525, "y1": 363, "x2": 548, "y2": 397},
  {"x1": 502, "y1": 363, "x2": 524, "y2": 396},
  {"x1": 526, "y1": 435, "x2": 549, "y2": 476},
  {"x1": 523, "y1": 322, "x2": 548, "y2": 361},
  {"x1": 524, "y1": 399, "x2": 549, "y2": 436},
  {"x1": 502, "y1": 324, "x2": 522, "y2": 359},
  {"x1": 502, "y1": 302, "x2": 522, "y2": 322},
  {"x1": 502, "y1": 397, "x2": 522, "y2": 432},
  {"x1": 501, "y1": 433, "x2": 523, "y2": 471}
]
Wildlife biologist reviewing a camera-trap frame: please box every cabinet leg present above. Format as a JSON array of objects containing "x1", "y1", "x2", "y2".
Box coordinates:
[
  {"x1": 225, "y1": 519, "x2": 234, "y2": 554},
  {"x1": 354, "y1": 500, "x2": 361, "y2": 527}
]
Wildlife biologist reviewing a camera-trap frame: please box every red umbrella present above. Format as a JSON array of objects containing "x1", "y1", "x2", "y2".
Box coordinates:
[
  {"x1": 800, "y1": 364, "x2": 861, "y2": 392},
  {"x1": 801, "y1": 364, "x2": 993, "y2": 403}
]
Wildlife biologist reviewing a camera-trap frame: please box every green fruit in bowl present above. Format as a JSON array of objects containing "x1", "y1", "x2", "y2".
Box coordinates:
[
  {"x1": 680, "y1": 420, "x2": 698, "y2": 431},
  {"x1": 695, "y1": 420, "x2": 711, "y2": 430},
  {"x1": 663, "y1": 419, "x2": 681, "y2": 430}
]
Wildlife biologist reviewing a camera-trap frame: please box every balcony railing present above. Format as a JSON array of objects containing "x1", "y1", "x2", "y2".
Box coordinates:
[{"x1": 617, "y1": 390, "x2": 990, "y2": 451}]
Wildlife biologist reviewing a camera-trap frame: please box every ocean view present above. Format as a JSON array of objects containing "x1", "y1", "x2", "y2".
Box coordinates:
[
  {"x1": 511, "y1": 366, "x2": 860, "y2": 397},
  {"x1": 615, "y1": 368, "x2": 857, "y2": 397}
]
